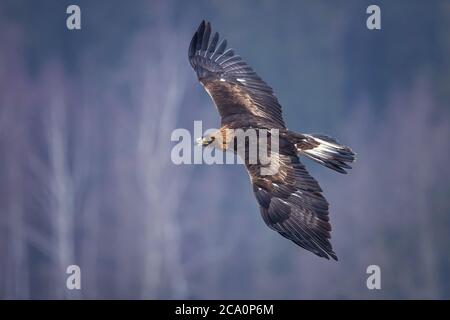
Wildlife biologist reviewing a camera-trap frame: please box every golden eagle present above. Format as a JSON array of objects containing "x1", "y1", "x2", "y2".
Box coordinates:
[{"x1": 189, "y1": 21, "x2": 355, "y2": 260}]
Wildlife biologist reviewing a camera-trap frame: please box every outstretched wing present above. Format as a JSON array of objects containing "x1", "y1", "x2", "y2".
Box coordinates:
[
  {"x1": 188, "y1": 20, "x2": 285, "y2": 128},
  {"x1": 248, "y1": 151, "x2": 337, "y2": 260}
]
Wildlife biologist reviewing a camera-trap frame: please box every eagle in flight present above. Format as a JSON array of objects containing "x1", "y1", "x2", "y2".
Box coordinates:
[{"x1": 189, "y1": 21, "x2": 355, "y2": 260}]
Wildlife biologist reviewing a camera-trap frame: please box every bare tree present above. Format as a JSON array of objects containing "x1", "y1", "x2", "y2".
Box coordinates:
[
  {"x1": 0, "y1": 30, "x2": 31, "y2": 298},
  {"x1": 129, "y1": 26, "x2": 191, "y2": 299}
]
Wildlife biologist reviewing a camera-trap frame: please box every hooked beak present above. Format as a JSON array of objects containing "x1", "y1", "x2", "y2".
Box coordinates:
[
  {"x1": 195, "y1": 137, "x2": 204, "y2": 145},
  {"x1": 196, "y1": 137, "x2": 213, "y2": 146}
]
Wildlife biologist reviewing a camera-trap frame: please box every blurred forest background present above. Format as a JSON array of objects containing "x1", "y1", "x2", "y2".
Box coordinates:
[{"x1": 1, "y1": 0, "x2": 450, "y2": 299}]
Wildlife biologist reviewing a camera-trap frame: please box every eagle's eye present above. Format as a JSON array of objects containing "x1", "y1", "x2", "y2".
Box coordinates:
[{"x1": 205, "y1": 136, "x2": 215, "y2": 145}]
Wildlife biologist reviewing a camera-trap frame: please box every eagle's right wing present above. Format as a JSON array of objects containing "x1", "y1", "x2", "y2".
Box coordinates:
[
  {"x1": 247, "y1": 151, "x2": 338, "y2": 260},
  {"x1": 188, "y1": 20, "x2": 285, "y2": 128}
]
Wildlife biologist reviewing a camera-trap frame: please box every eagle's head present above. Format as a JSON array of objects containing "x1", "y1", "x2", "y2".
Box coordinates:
[{"x1": 196, "y1": 129, "x2": 231, "y2": 151}]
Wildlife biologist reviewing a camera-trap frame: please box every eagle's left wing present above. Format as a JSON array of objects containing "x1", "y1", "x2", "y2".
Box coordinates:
[
  {"x1": 247, "y1": 151, "x2": 338, "y2": 260},
  {"x1": 188, "y1": 20, "x2": 285, "y2": 128}
]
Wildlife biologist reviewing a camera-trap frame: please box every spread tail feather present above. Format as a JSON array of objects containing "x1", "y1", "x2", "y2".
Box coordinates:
[{"x1": 296, "y1": 134, "x2": 356, "y2": 174}]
